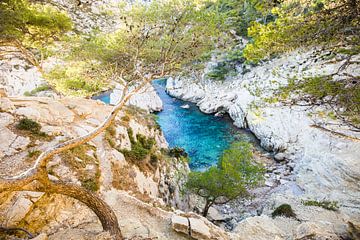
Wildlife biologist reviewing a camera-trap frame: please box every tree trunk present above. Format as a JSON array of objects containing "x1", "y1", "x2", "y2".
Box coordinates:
[
  {"x1": 202, "y1": 199, "x2": 213, "y2": 217},
  {"x1": 44, "y1": 180, "x2": 123, "y2": 240}
]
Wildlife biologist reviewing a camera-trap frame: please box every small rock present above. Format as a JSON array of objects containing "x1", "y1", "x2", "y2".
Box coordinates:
[
  {"x1": 171, "y1": 215, "x2": 189, "y2": 235},
  {"x1": 207, "y1": 207, "x2": 227, "y2": 221},
  {"x1": 274, "y1": 153, "x2": 287, "y2": 162},
  {"x1": 189, "y1": 217, "x2": 211, "y2": 240}
]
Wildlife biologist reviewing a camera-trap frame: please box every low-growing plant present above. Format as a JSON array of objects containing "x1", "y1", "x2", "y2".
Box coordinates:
[
  {"x1": 272, "y1": 204, "x2": 296, "y2": 219},
  {"x1": 24, "y1": 85, "x2": 51, "y2": 96},
  {"x1": 16, "y1": 118, "x2": 49, "y2": 138},
  {"x1": 16, "y1": 118, "x2": 41, "y2": 133},
  {"x1": 81, "y1": 178, "x2": 99, "y2": 192},
  {"x1": 120, "y1": 131, "x2": 155, "y2": 162},
  {"x1": 28, "y1": 150, "x2": 42, "y2": 158},
  {"x1": 302, "y1": 200, "x2": 339, "y2": 211},
  {"x1": 169, "y1": 147, "x2": 188, "y2": 158},
  {"x1": 150, "y1": 153, "x2": 159, "y2": 167},
  {"x1": 105, "y1": 125, "x2": 116, "y2": 148}
]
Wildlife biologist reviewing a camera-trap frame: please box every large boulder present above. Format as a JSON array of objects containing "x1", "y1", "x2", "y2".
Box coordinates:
[
  {"x1": 233, "y1": 216, "x2": 286, "y2": 240},
  {"x1": 171, "y1": 212, "x2": 230, "y2": 240},
  {"x1": 295, "y1": 222, "x2": 340, "y2": 240}
]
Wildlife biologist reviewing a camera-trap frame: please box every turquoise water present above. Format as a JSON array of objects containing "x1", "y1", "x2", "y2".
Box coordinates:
[
  {"x1": 152, "y1": 79, "x2": 257, "y2": 170},
  {"x1": 94, "y1": 80, "x2": 258, "y2": 170},
  {"x1": 92, "y1": 91, "x2": 111, "y2": 104}
]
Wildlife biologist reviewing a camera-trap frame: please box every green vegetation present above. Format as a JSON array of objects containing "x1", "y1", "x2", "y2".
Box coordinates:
[
  {"x1": 302, "y1": 200, "x2": 339, "y2": 211},
  {"x1": 243, "y1": 0, "x2": 359, "y2": 63},
  {"x1": 81, "y1": 175, "x2": 100, "y2": 192},
  {"x1": 186, "y1": 142, "x2": 264, "y2": 216},
  {"x1": 61, "y1": 144, "x2": 100, "y2": 192},
  {"x1": 278, "y1": 75, "x2": 360, "y2": 128},
  {"x1": 105, "y1": 124, "x2": 117, "y2": 148},
  {"x1": 16, "y1": 118, "x2": 48, "y2": 138},
  {"x1": 0, "y1": 0, "x2": 72, "y2": 67},
  {"x1": 16, "y1": 118, "x2": 41, "y2": 133},
  {"x1": 24, "y1": 84, "x2": 51, "y2": 96},
  {"x1": 272, "y1": 204, "x2": 296, "y2": 219},
  {"x1": 169, "y1": 147, "x2": 188, "y2": 159},
  {"x1": 27, "y1": 150, "x2": 41, "y2": 158},
  {"x1": 120, "y1": 129, "x2": 155, "y2": 162}
]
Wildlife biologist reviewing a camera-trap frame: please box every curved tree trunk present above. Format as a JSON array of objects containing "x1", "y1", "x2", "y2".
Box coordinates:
[{"x1": 43, "y1": 180, "x2": 122, "y2": 240}]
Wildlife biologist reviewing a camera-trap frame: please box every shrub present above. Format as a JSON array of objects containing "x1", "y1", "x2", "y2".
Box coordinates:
[
  {"x1": 169, "y1": 147, "x2": 188, "y2": 158},
  {"x1": 272, "y1": 204, "x2": 296, "y2": 218},
  {"x1": 81, "y1": 178, "x2": 99, "y2": 192},
  {"x1": 105, "y1": 125, "x2": 116, "y2": 147},
  {"x1": 206, "y1": 62, "x2": 236, "y2": 81},
  {"x1": 16, "y1": 118, "x2": 41, "y2": 133},
  {"x1": 150, "y1": 153, "x2": 159, "y2": 167},
  {"x1": 302, "y1": 200, "x2": 339, "y2": 211},
  {"x1": 28, "y1": 150, "x2": 42, "y2": 158},
  {"x1": 24, "y1": 85, "x2": 51, "y2": 96},
  {"x1": 120, "y1": 131, "x2": 155, "y2": 162}
]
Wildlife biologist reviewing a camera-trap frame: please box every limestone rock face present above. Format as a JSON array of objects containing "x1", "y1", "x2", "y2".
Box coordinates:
[
  {"x1": 166, "y1": 48, "x2": 360, "y2": 220},
  {"x1": 0, "y1": 56, "x2": 46, "y2": 97},
  {"x1": 295, "y1": 222, "x2": 340, "y2": 240},
  {"x1": 0, "y1": 97, "x2": 189, "y2": 240}
]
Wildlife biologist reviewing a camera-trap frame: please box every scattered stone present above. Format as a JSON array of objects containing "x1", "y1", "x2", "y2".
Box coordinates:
[
  {"x1": 207, "y1": 207, "x2": 227, "y2": 222},
  {"x1": 171, "y1": 215, "x2": 189, "y2": 235},
  {"x1": 189, "y1": 217, "x2": 212, "y2": 239}
]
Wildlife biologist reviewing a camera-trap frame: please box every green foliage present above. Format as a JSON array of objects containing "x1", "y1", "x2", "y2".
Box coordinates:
[
  {"x1": 81, "y1": 178, "x2": 100, "y2": 192},
  {"x1": 169, "y1": 147, "x2": 188, "y2": 158},
  {"x1": 206, "y1": 48, "x2": 245, "y2": 81},
  {"x1": 27, "y1": 150, "x2": 41, "y2": 158},
  {"x1": 61, "y1": 144, "x2": 97, "y2": 169},
  {"x1": 186, "y1": 141, "x2": 264, "y2": 216},
  {"x1": 61, "y1": 144, "x2": 100, "y2": 192},
  {"x1": 120, "y1": 130, "x2": 155, "y2": 162},
  {"x1": 0, "y1": 0, "x2": 72, "y2": 48},
  {"x1": 150, "y1": 153, "x2": 159, "y2": 167},
  {"x1": 302, "y1": 200, "x2": 339, "y2": 211},
  {"x1": 105, "y1": 125, "x2": 117, "y2": 148},
  {"x1": 16, "y1": 118, "x2": 41, "y2": 133},
  {"x1": 50, "y1": 0, "x2": 224, "y2": 94},
  {"x1": 243, "y1": 0, "x2": 360, "y2": 62},
  {"x1": 208, "y1": 0, "x2": 276, "y2": 37},
  {"x1": 272, "y1": 204, "x2": 296, "y2": 218},
  {"x1": 45, "y1": 64, "x2": 104, "y2": 96},
  {"x1": 279, "y1": 75, "x2": 360, "y2": 128},
  {"x1": 24, "y1": 84, "x2": 50, "y2": 96},
  {"x1": 207, "y1": 62, "x2": 235, "y2": 81}
]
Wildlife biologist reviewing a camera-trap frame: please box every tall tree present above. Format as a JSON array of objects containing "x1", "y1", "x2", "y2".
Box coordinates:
[{"x1": 186, "y1": 142, "x2": 264, "y2": 217}]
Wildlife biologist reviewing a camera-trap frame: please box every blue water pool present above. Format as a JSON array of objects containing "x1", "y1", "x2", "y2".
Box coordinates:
[
  {"x1": 93, "y1": 80, "x2": 258, "y2": 171},
  {"x1": 92, "y1": 91, "x2": 111, "y2": 104},
  {"x1": 152, "y1": 79, "x2": 257, "y2": 170}
]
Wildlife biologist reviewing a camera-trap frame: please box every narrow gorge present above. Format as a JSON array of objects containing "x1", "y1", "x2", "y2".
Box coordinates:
[{"x1": 0, "y1": 0, "x2": 359, "y2": 239}]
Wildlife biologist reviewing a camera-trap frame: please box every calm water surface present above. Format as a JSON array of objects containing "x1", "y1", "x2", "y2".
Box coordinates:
[
  {"x1": 93, "y1": 80, "x2": 258, "y2": 170},
  {"x1": 152, "y1": 79, "x2": 257, "y2": 170}
]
